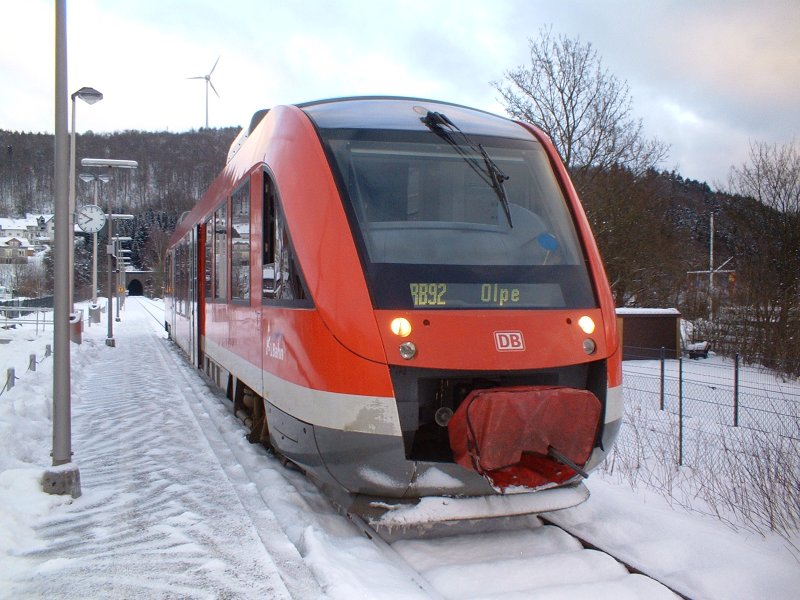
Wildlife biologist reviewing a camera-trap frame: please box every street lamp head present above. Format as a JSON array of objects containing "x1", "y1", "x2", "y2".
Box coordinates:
[
  {"x1": 78, "y1": 172, "x2": 110, "y2": 183},
  {"x1": 72, "y1": 86, "x2": 103, "y2": 105},
  {"x1": 81, "y1": 158, "x2": 138, "y2": 169}
]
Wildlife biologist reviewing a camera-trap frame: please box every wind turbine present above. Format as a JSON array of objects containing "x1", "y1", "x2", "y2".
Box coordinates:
[{"x1": 188, "y1": 56, "x2": 220, "y2": 128}]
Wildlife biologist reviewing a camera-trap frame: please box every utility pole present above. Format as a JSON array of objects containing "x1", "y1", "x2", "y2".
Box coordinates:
[
  {"x1": 708, "y1": 211, "x2": 714, "y2": 319},
  {"x1": 686, "y1": 211, "x2": 734, "y2": 322}
]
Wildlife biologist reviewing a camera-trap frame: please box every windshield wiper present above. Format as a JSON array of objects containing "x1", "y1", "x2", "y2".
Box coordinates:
[
  {"x1": 421, "y1": 110, "x2": 513, "y2": 228},
  {"x1": 477, "y1": 143, "x2": 513, "y2": 229}
]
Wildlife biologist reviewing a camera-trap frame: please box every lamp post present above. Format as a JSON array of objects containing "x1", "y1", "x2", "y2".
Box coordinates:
[
  {"x1": 78, "y1": 172, "x2": 109, "y2": 310},
  {"x1": 117, "y1": 248, "x2": 132, "y2": 313},
  {"x1": 112, "y1": 238, "x2": 132, "y2": 321},
  {"x1": 81, "y1": 159, "x2": 138, "y2": 347},
  {"x1": 44, "y1": 0, "x2": 81, "y2": 499},
  {"x1": 69, "y1": 87, "x2": 103, "y2": 315}
]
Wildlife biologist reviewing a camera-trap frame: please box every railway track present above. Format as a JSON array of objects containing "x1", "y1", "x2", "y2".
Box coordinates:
[
  {"x1": 351, "y1": 510, "x2": 685, "y2": 599},
  {"x1": 131, "y1": 295, "x2": 166, "y2": 327},
  {"x1": 152, "y1": 317, "x2": 689, "y2": 599}
]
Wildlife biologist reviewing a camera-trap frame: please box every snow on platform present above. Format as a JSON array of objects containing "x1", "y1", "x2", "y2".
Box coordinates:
[{"x1": 1, "y1": 299, "x2": 307, "y2": 599}]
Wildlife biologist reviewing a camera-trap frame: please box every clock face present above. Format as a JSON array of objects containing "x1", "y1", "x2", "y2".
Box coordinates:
[{"x1": 76, "y1": 204, "x2": 107, "y2": 233}]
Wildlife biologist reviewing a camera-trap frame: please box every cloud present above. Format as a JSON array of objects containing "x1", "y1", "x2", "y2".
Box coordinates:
[{"x1": 2, "y1": 0, "x2": 798, "y2": 184}]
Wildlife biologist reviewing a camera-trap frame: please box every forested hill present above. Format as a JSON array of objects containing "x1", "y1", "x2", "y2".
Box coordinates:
[{"x1": 0, "y1": 127, "x2": 238, "y2": 217}]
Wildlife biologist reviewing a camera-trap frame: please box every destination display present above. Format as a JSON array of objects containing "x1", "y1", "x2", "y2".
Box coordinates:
[{"x1": 409, "y1": 282, "x2": 565, "y2": 309}]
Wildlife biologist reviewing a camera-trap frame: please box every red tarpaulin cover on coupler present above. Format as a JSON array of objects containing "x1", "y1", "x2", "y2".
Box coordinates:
[{"x1": 448, "y1": 386, "x2": 601, "y2": 491}]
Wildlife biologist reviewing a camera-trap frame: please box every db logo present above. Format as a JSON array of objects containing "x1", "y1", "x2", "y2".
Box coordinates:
[{"x1": 494, "y1": 331, "x2": 525, "y2": 352}]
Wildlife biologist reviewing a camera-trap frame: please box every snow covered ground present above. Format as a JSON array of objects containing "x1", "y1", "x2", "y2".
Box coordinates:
[{"x1": 0, "y1": 298, "x2": 798, "y2": 599}]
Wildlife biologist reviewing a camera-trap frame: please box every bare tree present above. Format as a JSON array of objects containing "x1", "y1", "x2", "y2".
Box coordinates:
[
  {"x1": 493, "y1": 27, "x2": 667, "y2": 191},
  {"x1": 726, "y1": 140, "x2": 800, "y2": 368},
  {"x1": 141, "y1": 225, "x2": 172, "y2": 272},
  {"x1": 11, "y1": 262, "x2": 46, "y2": 298},
  {"x1": 140, "y1": 225, "x2": 173, "y2": 294},
  {"x1": 582, "y1": 167, "x2": 690, "y2": 306},
  {"x1": 728, "y1": 140, "x2": 800, "y2": 216}
]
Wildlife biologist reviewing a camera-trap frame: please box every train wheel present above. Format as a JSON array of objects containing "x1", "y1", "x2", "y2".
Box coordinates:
[{"x1": 232, "y1": 382, "x2": 271, "y2": 447}]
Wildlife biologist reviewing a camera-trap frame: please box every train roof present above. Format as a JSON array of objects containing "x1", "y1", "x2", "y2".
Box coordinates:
[
  {"x1": 298, "y1": 96, "x2": 528, "y2": 137},
  {"x1": 228, "y1": 96, "x2": 531, "y2": 164}
]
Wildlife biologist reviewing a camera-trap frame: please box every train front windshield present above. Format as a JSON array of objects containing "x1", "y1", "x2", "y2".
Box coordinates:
[{"x1": 322, "y1": 130, "x2": 597, "y2": 310}]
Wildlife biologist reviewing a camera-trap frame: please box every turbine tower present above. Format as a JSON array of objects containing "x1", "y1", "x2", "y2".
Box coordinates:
[{"x1": 188, "y1": 56, "x2": 220, "y2": 128}]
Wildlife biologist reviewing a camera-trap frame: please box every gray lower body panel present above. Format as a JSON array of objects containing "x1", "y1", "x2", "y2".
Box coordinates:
[{"x1": 268, "y1": 401, "x2": 521, "y2": 499}]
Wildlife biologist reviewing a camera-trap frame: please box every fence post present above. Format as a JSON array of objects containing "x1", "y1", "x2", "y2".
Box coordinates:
[
  {"x1": 659, "y1": 346, "x2": 666, "y2": 411},
  {"x1": 6, "y1": 367, "x2": 14, "y2": 391},
  {"x1": 678, "y1": 356, "x2": 684, "y2": 467},
  {"x1": 29, "y1": 354, "x2": 36, "y2": 372},
  {"x1": 734, "y1": 353, "x2": 740, "y2": 427}
]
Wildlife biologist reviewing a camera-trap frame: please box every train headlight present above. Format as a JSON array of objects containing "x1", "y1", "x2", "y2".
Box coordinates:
[
  {"x1": 390, "y1": 317, "x2": 412, "y2": 337},
  {"x1": 578, "y1": 315, "x2": 596, "y2": 334},
  {"x1": 399, "y1": 341, "x2": 417, "y2": 360},
  {"x1": 582, "y1": 338, "x2": 596, "y2": 355}
]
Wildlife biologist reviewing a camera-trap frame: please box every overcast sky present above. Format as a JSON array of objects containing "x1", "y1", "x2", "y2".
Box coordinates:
[{"x1": 2, "y1": 0, "x2": 798, "y2": 187}]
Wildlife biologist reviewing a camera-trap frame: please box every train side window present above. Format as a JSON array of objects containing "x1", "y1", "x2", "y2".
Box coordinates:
[
  {"x1": 180, "y1": 237, "x2": 190, "y2": 316},
  {"x1": 165, "y1": 252, "x2": 172, "y2": 299},
  {"x1": 262, "y1": 177, "x2": 276, "y2": 299},
  {"x1": 214, "y1": 202, "x2": 227, "y2": 302},
  {"x1": 185, "y1": 239, "x2": 191, "y2": 314},
  {"x1": 175, "y1": 245, "x2": 182, "y2": 315},
  {"x1": 262, "y1": 174, "x2": 310, "y2": 305},
  {"x1": 230, "y1": 179, "x2": 251, "y2": 303},
  {"x1": 203, "y1": 217, "x2": 213, "y2": 300}
]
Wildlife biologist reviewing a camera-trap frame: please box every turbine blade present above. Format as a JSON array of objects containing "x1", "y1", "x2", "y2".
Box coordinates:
[
  {"x1": 209, "y1": 79, "x2": 220, "y2": 98},
  {"x1": 187, "y1": 76, "x2": 205, "y2": 80},
  {"x1": 209, "y1": 55, "x2": 220, "y2": 75}
]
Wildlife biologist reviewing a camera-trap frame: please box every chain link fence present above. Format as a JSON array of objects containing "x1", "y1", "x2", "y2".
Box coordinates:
[
  {"x1": 605, "y1": 348, "x2": 800, "y2": 543},
  {"x1": 623, "y1": 348, "x2": 800, "y2": 466}
]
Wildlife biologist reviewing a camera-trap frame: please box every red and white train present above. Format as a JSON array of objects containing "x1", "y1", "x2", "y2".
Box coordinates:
[{"x1": 165, "y1": 97, "x2": 621, "y2": 511}]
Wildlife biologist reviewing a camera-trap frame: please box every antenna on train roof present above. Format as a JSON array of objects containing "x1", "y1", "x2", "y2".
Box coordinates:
[{"x1": 187, "y1": 56, "x2": 221, "y2": 128}]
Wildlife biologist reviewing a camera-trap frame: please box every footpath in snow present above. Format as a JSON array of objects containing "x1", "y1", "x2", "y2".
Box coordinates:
[{"x1": 1, "y1": 299, "x2": 317, "y2": 599}]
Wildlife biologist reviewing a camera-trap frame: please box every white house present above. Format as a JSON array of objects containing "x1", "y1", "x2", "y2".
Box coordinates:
[
  {"x1": 0, "y1": 218, "x2": 30, "y2": 240},
  {"x1": 0, "y1": 214, "x2": 55, "y2": 245}
]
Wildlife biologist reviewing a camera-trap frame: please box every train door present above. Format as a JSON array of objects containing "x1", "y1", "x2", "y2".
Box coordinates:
[
  {"x1": 165, "y1": 250, "x2": 174, "y2": 334},
  {"x1": 189, "y1": 225, "x2": 199, "y2": 367},
  {"x1": 260, "y1": 170, "x2": 274, "y2": 402},
  {"x1": 197, "y1": 220, "x2": 208, "y2": 369},
  {"x1": 228, "y1": 173, "x2": 261, "y2": 398}
]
